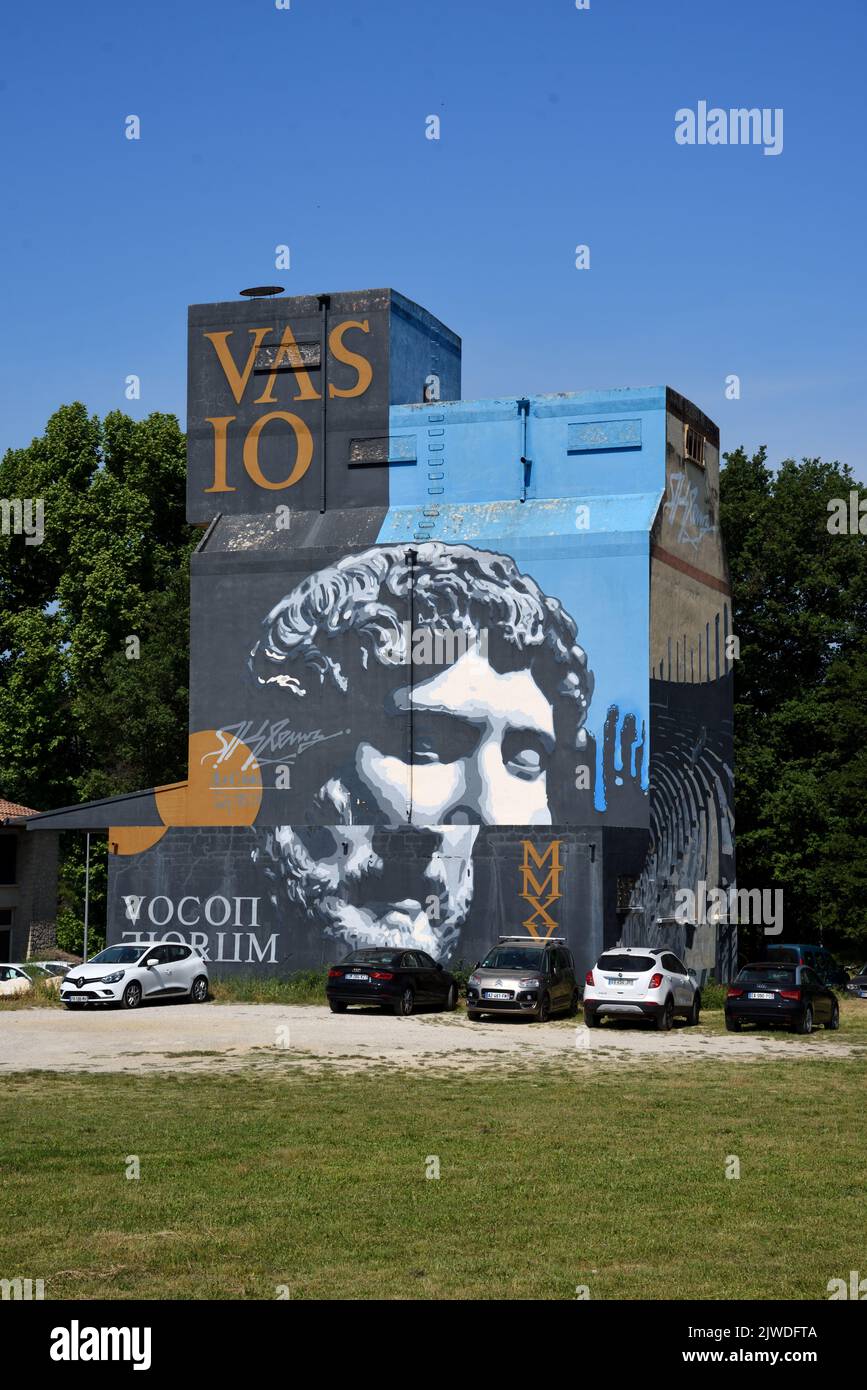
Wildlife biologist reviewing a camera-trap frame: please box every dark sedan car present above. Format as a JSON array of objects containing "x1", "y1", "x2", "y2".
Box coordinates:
[
  {"x1": 326, "y1": 948, "x2": 459, "y2": 1017},
  {"x1": 725, "y1": 962, "x2": 840, "y2": 1034},
  {"x1": 764, "y1": 942, "x2": 850, "y2": 988},
  {"x1": 845, "y1": 965, "x2": 867, "y2": 999}
]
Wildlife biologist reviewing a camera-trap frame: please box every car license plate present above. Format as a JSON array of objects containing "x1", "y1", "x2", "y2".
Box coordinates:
[
  {"x1": 65, "y1": 993, "x2": 87, "y2": 1000},
  {"x1": 749, "y1": 992, "x2": 775, "y2": 1000},
  {"x1": 607, "y1": 977, "x2": 629, "y2": 986},
  {"x1": 859, "y1": 990, "x2": 867, "y2": 998},
  {"x1": 345, "y1": 973, "x2": 369, "y2": 982},
  {"x1": 484, "y1": 991, "x2": 511, "y2": 1000}
]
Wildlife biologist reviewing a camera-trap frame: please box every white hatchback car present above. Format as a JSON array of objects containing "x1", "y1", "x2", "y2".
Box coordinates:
[
  {"x1": 11, "y1": 962, "x2": 64, "y2": 991},
  {"x1": 60, "y1": 942, "x2": 209, "y2": 1010},
  {"x1": 583, "y1": 946, "x2": 701, "y2": 1030},
  {"x1": 0, "y1": 964, "x2": 33, "y2": 998}
]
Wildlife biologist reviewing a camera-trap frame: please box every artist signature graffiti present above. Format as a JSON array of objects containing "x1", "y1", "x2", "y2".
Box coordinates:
[
  {"x1": 663, "y1": 472, "x2": 716, "y2": 550},
  {"x1": 206, "y1": 720, "x2": 349, "y2": 771}
]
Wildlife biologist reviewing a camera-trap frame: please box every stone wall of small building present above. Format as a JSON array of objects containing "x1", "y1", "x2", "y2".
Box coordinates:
[{"x1": 0, "y1": 826, "x2": 59, "y2": 959}]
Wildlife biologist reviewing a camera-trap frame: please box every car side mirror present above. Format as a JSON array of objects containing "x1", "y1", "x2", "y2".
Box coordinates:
[
  {"x1": 688, "y1": 968, "x2": 697, "y2": 979},
  {"x1": 435, "y1": 962, "x2": 443, "y2": 970},
  {"x1": 144, "y1": 958, "x2": 159, "y2": 968}
]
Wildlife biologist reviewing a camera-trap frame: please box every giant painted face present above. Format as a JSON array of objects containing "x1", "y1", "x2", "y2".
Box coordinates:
[
  {"x1": 355, "y1": 647, "x2": 557, "y2": 826},
  {"x1": 248, "y1": 542, "x2": 594, "y2": 956},
  {"x1": 254, "y1": 822, "x2": 480, "y2": 957}
]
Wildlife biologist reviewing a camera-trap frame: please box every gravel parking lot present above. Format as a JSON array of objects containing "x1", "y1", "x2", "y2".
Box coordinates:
[{"x1": 0, "y1": 1002, "x2": 857, "y2": 1075}]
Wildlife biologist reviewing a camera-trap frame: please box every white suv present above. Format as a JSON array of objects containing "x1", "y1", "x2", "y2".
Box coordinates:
[
  {"x1": 583, "y1": 947, "x2": 701, "y2": 1030},
  {"x1": 60, "y1": 942, "x2": 209, "y2": 1010}
]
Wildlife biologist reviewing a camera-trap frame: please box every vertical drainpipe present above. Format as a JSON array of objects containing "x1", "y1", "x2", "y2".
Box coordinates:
[
  {"x1": 83, "y1": 831, "x2": 91, "y2": 963},
  {"x1": 318, "y1": 294, "x2": 330, "y2": 513},
  {"x1": 407, "y1": 547, "x2": 418, "y2": 824},
  {"x1": 518, "y1": 398, "x2": 531, "y2": 502}
]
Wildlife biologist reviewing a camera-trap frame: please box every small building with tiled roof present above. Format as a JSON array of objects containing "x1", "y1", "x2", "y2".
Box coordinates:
[
  {"x1": 0, "y1": 798, "x2": 39, "y2": 822},
  {"x1": 0, "y1": 795, "x2": 58, "y2": 961}
]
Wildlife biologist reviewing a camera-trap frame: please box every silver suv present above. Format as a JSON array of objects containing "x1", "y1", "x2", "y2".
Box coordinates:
[{"x1": 466, "y1": 937, "x2": 579, "y2": 1022}]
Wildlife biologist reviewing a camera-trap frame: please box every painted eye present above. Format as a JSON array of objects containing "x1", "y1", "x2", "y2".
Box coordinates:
[
  {"x1": 410, "y1": 734, "x2": 442, "y2": 764},
  {"x1": 502, "y1": 733, "x2": 548, "y2": 779},
  {"x1": 406, "y1": 717, "x2": 478, "y2": 766},
  {"x1": 508, "y1": 749, "x2": 542, "y2": 775}
]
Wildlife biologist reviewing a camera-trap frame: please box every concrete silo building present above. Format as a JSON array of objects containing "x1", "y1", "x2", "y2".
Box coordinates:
[{"x1": 29, "y1": 289, "x2": 735, "y2": 981}]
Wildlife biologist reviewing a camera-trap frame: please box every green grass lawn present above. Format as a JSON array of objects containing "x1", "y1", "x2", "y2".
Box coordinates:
[
  {"x1": 208, "y1": 970, "x2": 327, "y2": 1006},
  {"x1": 1, "y1": 1057, "x2": 864, "y2": 1300}
]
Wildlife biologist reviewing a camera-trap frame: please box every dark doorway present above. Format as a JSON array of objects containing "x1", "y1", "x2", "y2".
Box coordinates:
[{"x1": 0, "y1": 834, "x2": 17, "y2": 885}]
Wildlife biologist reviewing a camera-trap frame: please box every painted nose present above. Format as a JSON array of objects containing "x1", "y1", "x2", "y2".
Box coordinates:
[{"x1": 443, "y1": 744, "x2": 506, "y2": 824}]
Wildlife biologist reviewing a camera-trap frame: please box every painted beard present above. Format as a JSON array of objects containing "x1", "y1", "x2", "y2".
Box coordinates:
[{"x1": 254, "y1": 822, "x2": 479, "y2": 958}]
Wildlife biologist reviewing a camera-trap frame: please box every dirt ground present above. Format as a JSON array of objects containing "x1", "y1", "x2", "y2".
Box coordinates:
[{"x1": 0, "y1": 1002, "x2": 858, "y2": 1075}]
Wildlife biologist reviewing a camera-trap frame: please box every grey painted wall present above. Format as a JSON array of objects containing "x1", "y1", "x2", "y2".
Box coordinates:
[
  {"x1": 109, "y1": 823, "x2": 606, "y2": 980},
  {"x1": 0, "y1": 827, "x2": 59, "y2": 960}
]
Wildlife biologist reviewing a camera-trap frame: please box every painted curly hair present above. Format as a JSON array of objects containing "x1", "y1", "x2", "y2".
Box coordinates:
[{"x1": 248, "y1": 541, "x2": 594, "y2": 731}]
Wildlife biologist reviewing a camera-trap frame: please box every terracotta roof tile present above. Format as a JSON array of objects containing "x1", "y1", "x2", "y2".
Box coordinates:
[{"x1": 0, "y1": 797, "x2": 39, "y2": 819}]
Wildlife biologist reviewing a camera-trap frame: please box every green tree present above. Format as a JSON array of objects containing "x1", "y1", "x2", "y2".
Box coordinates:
[
  {"x1": 0, "y1": 404, "x2": 197, "y2": 939},
  {"x1": 720, "y1": 448, "x2": 867, "y2": 957}
]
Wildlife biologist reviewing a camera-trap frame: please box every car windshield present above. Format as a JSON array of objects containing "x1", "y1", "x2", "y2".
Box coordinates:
[
  {"x1": 343, "y1": 950, "x2": 402, "y2": 967},
  {"x1": 87, "y1": 946, "x2": 147, "y2": 966},
  {"x1": 738, "y1": 967, "x2": 796, "y2": 985},
  {"x1": 480, "y1": 948, "x2": 546, "y2": 971},
  {"x1": 597, "y1": 954, "x2": 656, "y2": 973}
]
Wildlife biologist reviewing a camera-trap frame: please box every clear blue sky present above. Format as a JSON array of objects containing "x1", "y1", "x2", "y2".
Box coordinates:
[{"x1": 1, "y1": 0, "x2": 864, "y2": 475}]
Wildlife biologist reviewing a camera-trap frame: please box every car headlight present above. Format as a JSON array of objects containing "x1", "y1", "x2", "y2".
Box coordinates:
[
  {"x1": 103, "y1": 971, "x2": 125, "y2": 984},
  {"x1": 468, "y1": 973, "x2": 482, "y2": 986},
  {"x1": 519, "y1": 978, "x2": 540, "y2": 988}
]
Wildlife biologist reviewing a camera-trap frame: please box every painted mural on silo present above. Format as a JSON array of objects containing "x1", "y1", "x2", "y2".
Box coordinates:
[
  {"x1": 109, "y1": 375, "x2": 666, "y2": 973},
  {"x1": 102, "y1": 297, "x2": 732, "y2": 978}
]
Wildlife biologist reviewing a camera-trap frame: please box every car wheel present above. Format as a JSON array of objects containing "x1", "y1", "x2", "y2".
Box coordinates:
[
  {"x1": 826, "y1": 1000, "x2": 840, "y2": 1030},
  {"x1": 121, "y1": 981, "x2": 143, "y2": 1010},
  {"x1": 329, "y1": 1000, "x2": 348, "y2": 1013},
  {"x1": 536, "y1": 993, "x2": 551, "y2": 1023},
  {"x1": 725, "y1": 1016, "x2": 741, "y2": 1032},
  {"x1": 655, "y1": 996, "x2": 674, "y2": 1031},
  {"x1": 394, "y1": 986, "x2": 414, "y2": 1017},
  {"x1": 467, "y1": 1010, "x2": 482, "y2": 1022},
  {"x1": 567, "y1": 989, "x2": 580, "y2": 1017},
  {"x1": 796, "y1": 1005, "x2": 814, "y2": 1035},
  {"x1": 584, "y1": 1010, "x2": 600, "y2": 1028},
  {"x1": 190, "y1": 975, "x2": 209, "y2": 1004},
  {"x1": 444, "y1": 983, "x2": 458, "y2": 1012},
  {"x1": 687, "y1": 991, "x2": 702, "y2": 1026}
]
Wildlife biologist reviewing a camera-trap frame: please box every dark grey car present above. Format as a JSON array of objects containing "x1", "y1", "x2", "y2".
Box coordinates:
[
  {"x1": 466, "y1": 936, "x2": 579, "y2": 1022},
  {"x1": 845, "y1": 964, "x2": 867, "y2": 999}
]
